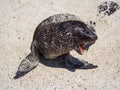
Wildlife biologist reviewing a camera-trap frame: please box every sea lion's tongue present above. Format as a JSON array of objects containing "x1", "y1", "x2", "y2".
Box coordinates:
[{"x1": 79, "y1": 44, "x2": 84, "y2": 55}]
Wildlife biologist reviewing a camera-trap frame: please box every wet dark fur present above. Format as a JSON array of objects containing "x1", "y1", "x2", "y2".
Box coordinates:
[{"x1": 33, "y1": 20, "x2": 97, "y2": 59}]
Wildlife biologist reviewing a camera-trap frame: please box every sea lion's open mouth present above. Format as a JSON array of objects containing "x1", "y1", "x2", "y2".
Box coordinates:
[
  {"x1": 79, "y1": 44, "x2": 84, "y2": 55},
  {"x1": 79, "y1": 41, "x2": 95, "y2": 55}
]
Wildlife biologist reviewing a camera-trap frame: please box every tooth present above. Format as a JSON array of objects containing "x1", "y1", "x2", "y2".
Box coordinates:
[{"x1": 79, "y1": 45, "x2": 84, "y2": 54}]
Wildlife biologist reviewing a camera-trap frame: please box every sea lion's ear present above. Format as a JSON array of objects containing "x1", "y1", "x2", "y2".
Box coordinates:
[
  {"x1": 75, "y1": 27, "x2": 84, "y2": 31},
  {"x1": 14, "y1": 52, "x2": 39, "y2": 79},
  {"x1": 74, "y1": 27, "x2": 84, "y2": 35}
]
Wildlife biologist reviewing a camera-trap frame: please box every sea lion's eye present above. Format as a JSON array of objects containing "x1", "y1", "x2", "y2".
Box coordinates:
[{"x1": 85, "y1": 30, "x2": 90, "y2": 34}]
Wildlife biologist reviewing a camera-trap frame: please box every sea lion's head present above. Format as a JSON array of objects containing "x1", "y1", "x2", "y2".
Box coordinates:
[{"x1": 69, "y1": 21, "x2": 98, "y2": 54}]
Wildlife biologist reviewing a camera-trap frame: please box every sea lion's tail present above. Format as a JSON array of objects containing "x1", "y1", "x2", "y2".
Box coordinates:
[{"x1": 14, "y1": 52, "x2": 39, "y2": 79}]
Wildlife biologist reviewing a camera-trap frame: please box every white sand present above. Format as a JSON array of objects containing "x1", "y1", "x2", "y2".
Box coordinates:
[{"x1": 0, "y1": 0, "x2": 120, "y2": 90}]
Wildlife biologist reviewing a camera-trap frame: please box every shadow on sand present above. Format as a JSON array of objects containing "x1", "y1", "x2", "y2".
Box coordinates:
[
  {"x1": 40, "y1": 55, "x2": 98, "y2": 72},
  {"x1": 14, "y1": 55, "x2": 98, "y2": 79}
]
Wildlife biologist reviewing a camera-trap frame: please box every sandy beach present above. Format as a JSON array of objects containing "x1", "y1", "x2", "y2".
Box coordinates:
[{"x1": 0, "y1": 0, "x2": 120, "y2": 90}]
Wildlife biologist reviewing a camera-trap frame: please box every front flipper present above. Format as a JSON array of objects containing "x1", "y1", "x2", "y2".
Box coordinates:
[
  {"x1": 14, "y1": 52, "x2": 39, "y2": 79},
  {"x1": 64, "y1": 53, "x2": 98, "y2": 69}
]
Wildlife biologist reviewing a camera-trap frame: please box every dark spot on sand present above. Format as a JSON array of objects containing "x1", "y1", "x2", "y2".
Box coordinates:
[
  {"x1": 18, "y1": 37, "x2": 21, "y2": 39},
  {"x1": 90, "y1": 20, "x2": 96, "y2": 26},
  {"x1": 97, "y1": 1, "x2": 120, "y2": 16}
]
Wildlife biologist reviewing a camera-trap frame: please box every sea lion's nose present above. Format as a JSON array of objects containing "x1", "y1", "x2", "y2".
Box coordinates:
[{"x1": 93, "y1": 35, "x2": 98, "y2": 40}]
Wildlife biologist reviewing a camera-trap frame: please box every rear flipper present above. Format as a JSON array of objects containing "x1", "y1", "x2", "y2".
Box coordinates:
[
  {"x1": 14, "y1": 52, "x2": 39, "y2": 79},
  {"x1": 64, "y1": 53, "x2": 98, "y2": 69}
]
